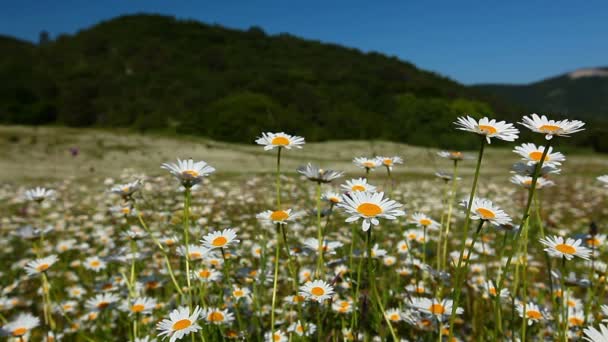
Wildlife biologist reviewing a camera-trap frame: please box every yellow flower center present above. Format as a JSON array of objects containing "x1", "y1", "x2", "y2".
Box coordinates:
[
  {"x1": 476, "y1": 208, "x2": 496, "y2": 219},
  {"x1": 271, "y1": 136, "x2": 290, "y2": 146},
  {"x1": 528, "y1": 151, "x2": 549, "y2": 162},
  {"x1": 363, "y1": 161, "x2": 375, "y2": 168},
  {"x1": 356, "y1": 203, "x2": 382, "y2": 217},
  {"x1": 182, "y1": 170, "x2": 199, "y2": 178},
  {"x1": 212, "y1": 236, "x2": 228, "y2": 247},
  {"x1": 273, "y1": 333, "x2": 282, "y2": 341},
  {"x1": 587, "y1": 238, "x2": 600, "y2": 247},
  {"x1": 451, "y1": 152, "x2": 462, "y2": 158},
  {"x1": 416, "y1": 287, "x2": 425, "y2": 294},
  {"x1": 429, "y1": 303, "x2": 445, "y2": 314},
  {"x1": 329, "y1": 197, "x2": 340, "y2": 203},
  {"x1": 389, "y1": 313, "x2": 400, "y2": 321},
  {"x1": 190, "y1": 252, "x2": 202, "y2": 259},
  {"x1": 351, "y1": 185, "x2": 366, "y2": 191},
  {"x1": 270, "y1": 210, "x2": 289, "y2": 221},
  {"x1": 383, "y1": 159, "x2": 392, "y2": 165},
  {"x1": 555, "y1": 243, "x2": 576, "y2": 255},
  {"x1": 121, "y1": 207, "x2": 131, "y2": 214},
  {"x1": 36, "y1": 263, "x2": 50, "y2": 272},
  {"x1": 122, "y1": 187, "x2": 130, "y2": 193},
  {"x1": 489, "y1": 287, "x2": 497, "y2": 296},
  {"x1": 526, "y1": 310, "x2": 542, "y2": 320},
  {"x1": 90, "y1": 260, "x2": 101, "y2": 267},
  {"x1": 419, "y1": 219, "x2": 432, "y2": 226},
  {"x1": 208, "y1": 311, "x2": 224, "y2": 322},
  {"x1": 296, "y1": 325, "x2": 304, "y2": 333},
  {"x1": 199, "y1": 270, "x2": 211, "y2": 278},
  {"x1": 233, "y1": 290, "x2": 244, "y2": 297},
  {"x1": 569, "y1": 317, "x2": 584, "y2": 326},
  {"x1": 311, "y1": 286, "x2": 325, "y2": 296},
  {"x1": 478, "y1": 125, "x2": 497, "y2": 134},
  {"x1": 131, "y1": 304, "x2": 145, "y2": 313},
  {"x1": 293, "y1": 295, "x2": 305, "y2": 303},
  {"x1": 539, "y1": 124, "x2": 560, "y2": 133},
  {"x1": 97, "y1": 301, "x2": 109, "y2": 309},
  {"x1": 12, "y1": 327, "x2": 27, "y2": 336},
  {"x1": 172, "y1": 319, "x2": 192, "y2": 330}
]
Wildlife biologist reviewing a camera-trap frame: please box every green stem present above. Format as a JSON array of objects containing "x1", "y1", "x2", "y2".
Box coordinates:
[
  {"x1": 442, "y1": 160, "x2": 460, "y2": 271},
  {"x1": 270, "y1": 233, "x2": 281, "y2": 337},
  {"x1": 183, "y1": 188, "x2": 192, "y2": 309},
  {"x1": 315, "y1": 182, "x2": 324, "y2": 277},
  {"x1": 447, "y1": 138, "x2": 486, "y2": 340}
]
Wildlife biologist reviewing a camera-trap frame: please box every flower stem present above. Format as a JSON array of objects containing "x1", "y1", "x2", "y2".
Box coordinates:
[
  {"x1": 442, "y1": 160, "x2": 459, "y2": 271},
  {"x1": 183, "y1": 188, "x2": 192, "y2": 309},
  {"x1": 315, "y1": 182, "x2": 324, "y2": 277}
]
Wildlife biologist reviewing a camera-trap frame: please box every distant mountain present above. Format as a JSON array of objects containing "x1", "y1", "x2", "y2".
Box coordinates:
[
  {"x1": 0, "y1": 14, "x2": 605, "y2": 151},
  {"x1": 473, "y1": 67, "x2": 608, "y2": 120}
]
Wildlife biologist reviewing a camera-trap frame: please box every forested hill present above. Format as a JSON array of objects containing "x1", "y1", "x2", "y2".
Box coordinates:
[{"x1": 1, "y1": 14, "x2": 604, "y2": 150}]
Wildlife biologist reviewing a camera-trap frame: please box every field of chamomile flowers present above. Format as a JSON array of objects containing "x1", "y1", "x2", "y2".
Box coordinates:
[{"x1": 1, "y1": 114, "x2": 608, "y2": 342}]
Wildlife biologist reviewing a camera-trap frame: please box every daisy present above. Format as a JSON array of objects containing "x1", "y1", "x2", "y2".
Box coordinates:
[
  {"x1": 462, "y1": 197, "x2": 512, "y2": 227},
  {"x1": 1, "y1": 313, "x2": 39, "y2": 337},
  {"x1": 410, "y1": 213, "x2": 440, "y2": 230},
  {"x1": 256, "y1": 209, "x2": 301, "y2": 225},
  {"x1": 511, "y1": 161, "x2": 561, "y2": 177},
  {"x1": 287, "y1": 320, "x2": 316, "y2": 336},
  {"x1": 110, "y1": 179, "x2": 143, "y2": 197},
  {"x1": 539, "y1": 235, "x2": 591, "y2": 260},
  {"x1": 385, "y1": 308, "x2": 403, "y2": 322},
  {"x1": 340, "y1": 178, "x2": 377, "y2": 193},
  {"x1": 193, "y1": 268, "x2": 222, "y2": 282},
  {"x1": 598, "y1": 175, "x2": 608, "y2": 188},
  {"x1": 337, "y1": 191, "x2": 405, "y2": 231},
  {"x1": 520, "y1": 113, "x2": 585, "y2": 140},
  {"x1": 255, "y1": 132, "x2": 305, "y2": 150},
  {"x1": 177, "y1": 245, "x2": 208, "y2": 261},
  {"x1": 121, "y1": 297, "x2": 157, "y2": 316},
  {"x1": 161, "y1": 158, "x2": 215, "y2": 188},
  {"x1": 24, "y1": 255, "x2": 59, "y2": 276},
  {"x1": 567, "y1": 308, "x2": 587, "y2": 327},
  {"x1": 332, "y1": 299, "x2": 353, "y2": 314},
  {"x1": 353, "y1": 157, "x2": 379, "y2": 172},
  {"x1": 437, "y1": 151, "x2": 467, "y2": 161},
  {"x1": 202, "y1": 307, "x2": 234, "y2": 325},
  {"x1": 201, "y1": 228, "x2": 239, "y2": 250},
  {"x1": 264, "y1": 330, "x2": 288, "y2": 342},
  {"x1": 296, "y1": 163, "x2": 343, "y2": 183},
  {"x1": 510, "y1": 175, "x2": 555, "y2": 189},
  {"x1": 24, "y1": 187, "x2": 55, "y2": 202},
  {"x1": 454, "y1": 116, "x2": 519, "y2": 143},
  {"x1": 481, "y1": 280, "x2": 509, "y2": 299},
  {"x1": 157, "y1": 306, "x2": 202, "y2": 342},
  {"x1": 516, "y1": 302, "x2": 546, "y2": 325},
  {"x1": 584, "y1": 324, "x2": 608, "y2": 342},
  {"x1": 299, "y1": 280, "x2": 335, "y2": 302},
  {"x1": 322, "y1": 191, "x2": 342, "y2": 204},
  {"x1": 513, "y1": 143, "x2": 565, "y2": 167},
  {"x1": 396, "y1": 240, "x2": 410, "y2": 254},
  {"x1": 376, "y1": 156, "x2": 403, "y2": 170},
  {"x1": 83, "y1": 256, "x2": 107, "y2": 272},
  {"x1": 231, "y1": 286, "x2": 251, "y2": 302},
  {"x1": 302, "y1": 238, "x2": 343, "y2": 255},
  {"x1": 85, "y1": 293, "x2": 119, "y2": 311},
  {"x1": 409, "y1": 297, "x2": 462, "y2": 319}
]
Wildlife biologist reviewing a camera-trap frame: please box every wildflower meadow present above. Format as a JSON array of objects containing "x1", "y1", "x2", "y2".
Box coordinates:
[{"x1": 1, "y1": 114, "x2": 608, "y2": 342}]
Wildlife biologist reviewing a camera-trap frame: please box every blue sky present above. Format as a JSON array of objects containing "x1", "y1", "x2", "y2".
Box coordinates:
[{"x1": 1, "y1": 1, "x2": 606, "y2": 84}]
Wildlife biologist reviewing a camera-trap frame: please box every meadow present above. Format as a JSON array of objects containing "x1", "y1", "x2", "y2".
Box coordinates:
[{"x1": 0, "y1": 117, "x2": 607, "y2": 342}]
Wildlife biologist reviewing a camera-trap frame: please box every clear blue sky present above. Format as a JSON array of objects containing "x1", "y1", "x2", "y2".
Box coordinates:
[{"x1": 1, "y1": 1, "x2": 607, "y2": 85}]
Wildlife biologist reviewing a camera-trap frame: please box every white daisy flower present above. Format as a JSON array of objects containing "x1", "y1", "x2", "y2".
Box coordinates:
[
  {"x1": 481, "y1": 280, "x2": 509, "y2": 299},
  {"x1": 539, "y1": 235, "x2": 591, "y2": 260},
  {"x1": 511, "y1": 161, "x2": 561, "y2": 177},
  {"x1": 332, "y1": 299, "x2": 353, "y2": 314},
  {"x1": 322, "y1": 191, "x2": 342, "y2": 204},
  {"x1": 340, "y1": 178, "x2": 377, "y2": 193},
  {"x1": 584, "y1": 324, "x2": 608, "y2": 342},
  {"x1": 256, "y1": 209, "x2": 302, "y2": 225},
  {"x1": 120, "y1": 297, "x2": 157, "y2": 316},
  {"x1": 83, "y1": 256, "x2": 107, "y2": 272},
  {"x1": 85, "y1": 293, "x2": 119, "y2": 311},
  {"x1": 302, "y1": 238, "x2": 343, "y2": 255},
  {"x1": 177, "y1": 245, "x2": 209, "y2": 261},
  {"x1": 297, "y1": 163, "x2": 343, "y2": 183},
  {"x1": 385, "y1": 308, "x2": 403, "y2": 322},
  {"x1": 201, "y1": 228, "x2": 239, "y2": 249},
  {"x1": 287, "y1": 320, "x2": 316, "y2": 336},
  {"x1": 437, "y1": 151, "x2": 468, "y2": 161},
  {"x1": 264, "y1": 330, "x2": 287, "y2": 342},
  {"x1": 567, "y1": 308, "x2": 587, "y2": 327},
  {"x1": 409, "y1": 297, "x2": 463, "y2": 318},
  {"x1": 513, "y1": 143, "x2": 565, "y2": 167},
  {"x1": 299, "y1": 279, "x2": 335, "y2": 302},
  {"x1": 1, "y1": 313, "x2": 39, "y2": 337},
  {"x1": 510, "y1": 175, "x2": 555, "y2": 189},
  {"x1": 24, "y1": 255, "x2": 59, "y2": 276},
  {"x1": 156, "y1": 306, "x2": 202, "y2": 342},
  {"x1": 110, "y1": 179, "x2": 143, "y2": 197},
  {"x1": 231, "y1": 286, "x2": 251, "y2": 302},
  {"x1": 597, "y1": 175, "x2": 608, "y2": 188},
  {"x1": 454, "y1": 116, "x2": 519, "y2": 143},
  {"x1": 337, "y1": 191, "x2": 405, "y2": 231},
  {"x1": 516, "y1": 302, "x2": 546, "y2": 325},
  {"x1": 202, "y1": 307, "x2": 234, "y2": 325},
  {"x1": 376, "y1": 156, "x2": 403, "y2": 170},
  {"x1": 410, "y1": 212, "x2": 440, "y2": 230},
  {"x1": 353, "y1": 157, "x2": 380, "y2": 171},
  {"x1": 520, "y1": 113, "x2": 585, "y2": 140},
  {"x1": 193, "y1": 268, "x2": 222, "y2": 282},
  {"x1": 462, "y1": 197, "x2": 512, "y2": 227},
  {"x1": 255, "y1": 132, "x2": 305, "y2": 150},
  {"x1": 161, "y1": 158, "x2": 215, "y2": 188},
  {"x1": 396, "y1": 240, "x2": 410, "y2": 254},
  {"x1": 24, "y1": 187, "x2": 55, "y2": 202}
]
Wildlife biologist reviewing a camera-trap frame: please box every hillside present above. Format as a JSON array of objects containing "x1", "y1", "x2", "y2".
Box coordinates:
[{"x1": 0, "y1": 14, "x2": 522, "y2": 150}]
